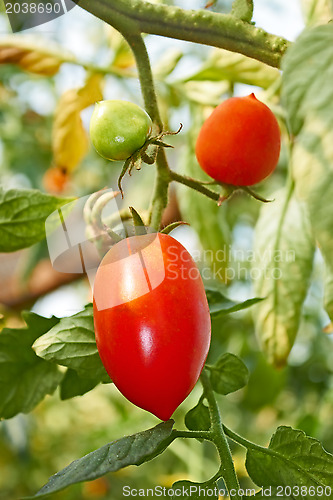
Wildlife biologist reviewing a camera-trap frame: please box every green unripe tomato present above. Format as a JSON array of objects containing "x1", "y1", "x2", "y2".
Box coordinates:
[{"x1": 90, "y1": 100, "x2": 153, "y2": 161}]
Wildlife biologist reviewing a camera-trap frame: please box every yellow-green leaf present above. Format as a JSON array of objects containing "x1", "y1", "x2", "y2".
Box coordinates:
[{"x1": 253, "y1": 188, "x2": 315, "y2": 367}]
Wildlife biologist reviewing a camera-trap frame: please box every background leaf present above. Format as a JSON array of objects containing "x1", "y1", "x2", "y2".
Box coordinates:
[
  {"x1": 153, "y1": 48, "x2": 183, "y2": 79},
  {"x1": 59, "y1": 369, "x2": 100, "y2": 400},
  {"x1": 252, "y1": 187, "x2": 315, "y2": 367},
  {"x1": 106, "y1": 25, "x2": 135, "y2": 69},
  {"x1": 300, "y1": 0, "x2": 333, "y2": 27},
  {"x1": 179, "y1": 80, "x2": 230, "y2": 106},
  {"x1": 0, "y1": 35, "x2": 74, "y2": 76},
  {"x1": 231, "y1": 0, "x2": 253, "y2": 22},
  {"x1": 281, "y1": 24, "x2": 333, "y2": 136},
  {"x1": 0, "y1": 311, "x2": 63, "y2": 419},
  {"x1": 183, "y1": 47, "x2": 279, "y2": 89},
  {"x1": 206, "y1": 287, "x2": 263, "y2": 317},
  {"x1": 282, "y1": 24, "x2": 333, "y2": 325},
  {"x1": 52, "y1": 73, "x2": 104, "y2": 172},
  {"x1": 324, "y1": 270, "x2": 333, "y2": 323},
  {"x1": 0, "y1": 187, "x2": 74, "y2": 252}
]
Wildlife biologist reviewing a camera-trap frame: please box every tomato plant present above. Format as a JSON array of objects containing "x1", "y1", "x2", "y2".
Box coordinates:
[
  {"x1": 93, "y1": 232, "x2": 211, "y2": 421},
  {"x1": 1, "y1": 1, "x2": 333, "y2": 499},
  {"x1": 195, "y1": 93, "x2": 281, "y2": 186},
  {"x1": 90, "y1": 100, "x2": 153, "y2": 161}
]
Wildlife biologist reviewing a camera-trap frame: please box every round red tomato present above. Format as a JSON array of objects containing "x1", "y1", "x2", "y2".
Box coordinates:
[
  {"x1": 195, "y1": 93, "x2": 281, "y2": 186},
  {"x1": 93, "y1": 232, "x2": 211, "y2": 421}
]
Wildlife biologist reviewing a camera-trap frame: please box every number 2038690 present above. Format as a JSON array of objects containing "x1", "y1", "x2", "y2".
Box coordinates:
[
  {"x1": 5, "y1": 2, "x2": 62, "y2": 14},
  {"x1": 274, "y1": 486, "x2": 331, "y2": 497}
]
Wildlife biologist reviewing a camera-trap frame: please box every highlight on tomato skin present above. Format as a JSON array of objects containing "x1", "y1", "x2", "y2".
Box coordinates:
[
  {"x1": 195, "y1": 93, "x2": 281, "y2": 186},
  {"x1": 93, "y1": 232, "x2": 211, "y2": 421}
]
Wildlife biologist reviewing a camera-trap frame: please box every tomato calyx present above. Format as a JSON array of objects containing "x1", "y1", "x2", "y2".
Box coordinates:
[
  {"x1": 117, "y1": 123, "x2": 183, "y2": 197},
  {"x1": 240, "y1": 185, "x2": 274, "y2": 203},
  {"x1": 160, "y1": 220, "x2": 190, "y2": 235},
  {"x1": 129, "y1": 206, "x2": 149, "y2": 236},
  {"x1": 216, "y1": 182, "x2": 274, "y2": 206},
  {"x1": 192, "y1": 177, "x2": 273, "y2": 205}
]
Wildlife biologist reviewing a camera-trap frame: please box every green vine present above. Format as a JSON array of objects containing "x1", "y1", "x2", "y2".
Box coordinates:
[
  {"x1": 200, "y1": 370, "x2": 242, "y2": 498},
  {"x1": 73, "y1": 0, "x2": 290, "y2": 68}
]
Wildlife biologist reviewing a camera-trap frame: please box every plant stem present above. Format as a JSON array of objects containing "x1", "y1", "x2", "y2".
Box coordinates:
[
  {"x1": 172, "y1": 430, "x2": 212, "y2": 440},
  {"x1": 200, "y1": 370, "x2": 242, "y2": 499},
  {"x1": 222, "y1": 425, "x2": 266, "y2": 452},
  {"x1": 149, "y1": 148, "x2": 171, "y2": 230},
  {"x1": 58, "y1": 55, "x2": 135, "y2": 78},
  {"x1": 172, "y1": 425, "x2": 268, "y2": 455},
  {"x1": 72, "y1": 0, "x2": 290, "y2": 68},
  {"x1": 170, "y1": 171, "x2": 220, "y2": 202},
  {"x1": 122, "y1": 32, "x2": 163, "y2": 130},
  {"x1": 222, "y1": 424, "x2": 299, "y2": 462}
]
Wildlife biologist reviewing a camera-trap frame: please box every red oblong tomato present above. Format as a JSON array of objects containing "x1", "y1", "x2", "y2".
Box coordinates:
[
  {"x1": 93, "y1": 232, "x2": 211, "y2": 421},
  {"x1": 195, "y1": 93, "x2": 281, "y2": 186}
]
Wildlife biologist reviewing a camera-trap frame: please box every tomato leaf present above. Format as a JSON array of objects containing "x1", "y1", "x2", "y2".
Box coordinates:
[
  {"x1": 153, "y1": 48, "x2": 183, "y2": 79},
  {"x1": 0, "y1": 187, "x2": 74, "y2": 252},
  {"x1": 283, "y1": 23, "x2": 333, "y2": 332},
  {"x1": 231, "y1": 0, "x2": 253, "y2": 22},
  {"x1": 180, "y1": 80, "x2": 231, "y2": 106},
  {"x1": 282, "y1": 24, "x2": 333, "y2": 136},
  {"x1": 282, "y1": 25, "x2": 333, "y2": 325},
  {"x1": 324, "y1": 270, "x2": 333, "y2": 323},
  {"x1": 59, "y1": 369, "x2": 100, "y2": 400},
  {"x1": 301, "y1": 0, "x2": 333, "y2": 26},
  {"x1": 30, "y1": 420, "x2": 174, "y2": 498},
  {"x1": 0, "y1": 312, "x2": 63, "y2": 419},
  {"x1": 183, "y1": 48, "x2": 279, "y2": 89},
  {"x1": 170, "y1": 480, "x2": 218, "y2": 499},
  {"x1": 206, "y1": 287, "x2": 264, "y2": 317},
  {"x1": 208, "y1": 353, "x2": 249, "y2": 395},
  {"x1": 53, "y1": 73, "x2": 103, "y2": 172},
  {"x1": 252, "y1": 187, "x2": 315, "y2": 367},
  {"x1": 33, "y1": 304, "x2": 110, "y2": 383},
  {"x1": 185, "y1": 399, "x2": 211, "y2": 432},
  {"x1": 246, "y1": 426, "x2": 333, "y2": 495}
]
